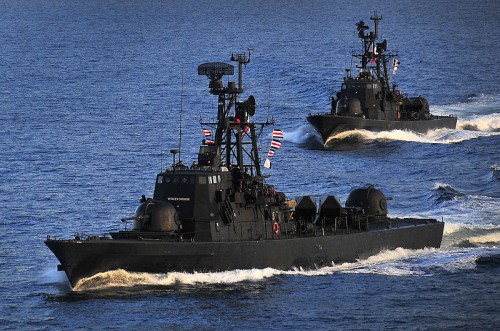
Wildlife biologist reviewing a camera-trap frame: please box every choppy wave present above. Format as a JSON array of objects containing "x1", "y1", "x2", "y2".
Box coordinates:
[
  {"x1": 458, "y1": 113, "x2": 500, "y2": 131},
  {"x1": 443, "y1": 223, "x2": 465, "y2": 235},
  {"x1": 433, "y1": 183, "x2": 466, "y2": 203},
  {"x1": 431, "y1": 182, "x2": 499, "y2": 209},
  {"x1": 492, "y1": 165, "x2": 500, "y2": 180},
  {"x1": 475, "y1": 253, "x2": 500, "y2": 269},
  {"x1": 443, "y1": 222, "x2": 500, "y2": 248},
  {"x1": 468, "y1": 232, "x2": 500, "y2": 244},
  {"x1": 428, "y1": 183, "x2": 499, "y2": 228},
  {"x1": 434, "y1": 197, "x2": 500, "y2": 248},
  {"x1": 456, "y1": 232, "x2": 500, "y2": 248},
  {"x1": 435, "y1": 93, "x2": 500, "y2": 118}
]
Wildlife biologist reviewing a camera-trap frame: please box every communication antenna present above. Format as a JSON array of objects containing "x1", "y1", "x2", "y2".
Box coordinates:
[
  {"x1": 160, "y1": 148, "x2": 163, "y2": 171},
  {"x1": 178, "y1": 66, "x2": 184, "y2": 162},
  {"x1": 266, "y1": 76, "x2": 271, "y2": 120}
]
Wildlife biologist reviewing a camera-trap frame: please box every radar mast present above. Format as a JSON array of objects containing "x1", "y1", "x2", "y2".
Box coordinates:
[{"x1": 198, "y1": 49, "x2": 268, "y2": 177}]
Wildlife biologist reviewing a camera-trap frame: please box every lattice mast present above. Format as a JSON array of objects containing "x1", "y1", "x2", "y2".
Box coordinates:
[
  {"x1": 198, "y1": 50, "x2": 265, "y2": 177},
  {"x1": 353, "y1": 12, "x2": 398, "y2": 98}
]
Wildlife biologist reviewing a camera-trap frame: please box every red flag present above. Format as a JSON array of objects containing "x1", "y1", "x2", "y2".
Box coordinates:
[
  {"x1": 271, "y1": 140, "x2": 281, "y2": 149},
  {"x1": 272, "y1": 129, "x2": 284, "y2": 139}
]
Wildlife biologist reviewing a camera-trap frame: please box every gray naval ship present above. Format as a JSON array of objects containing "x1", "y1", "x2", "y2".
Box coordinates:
[
  {"x1": 307, "y1": 13, "x2": 457, "y2": 143},
  {"x1": 46, "y1": 51, "x2": 444, "y2": 288}
]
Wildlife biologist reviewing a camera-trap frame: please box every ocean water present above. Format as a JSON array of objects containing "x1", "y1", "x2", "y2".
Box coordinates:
[{"x1": 1, "y1": 0, "x2": 499, "y2": 330}]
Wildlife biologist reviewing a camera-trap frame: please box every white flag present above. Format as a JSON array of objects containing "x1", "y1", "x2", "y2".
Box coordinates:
[{"x1": 264, "y1": 158, "x2": 271, "y2": 169}]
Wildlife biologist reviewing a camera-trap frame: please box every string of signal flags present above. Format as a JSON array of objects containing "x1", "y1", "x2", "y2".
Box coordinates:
[
  {"x1": 264, "y1": 129, "x2": 283, "y2": 169},
  {"x1": 200, "y1": 128, "x2": 284, "y2": 169}
]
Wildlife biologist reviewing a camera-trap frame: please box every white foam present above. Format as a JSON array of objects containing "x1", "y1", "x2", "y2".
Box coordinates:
[
  {"x1": 73, "y1": 247, "x2": 439, "y2": 290},
  {"x1": 283, "y1": 125, "x2": 318, "y2": 144},
  {"x1": 443, "y1": 223, "x2": 464, "y2": 235},
  {"x1": 74, "y1": 269, "x2": 178, "y2": 290},
  {"x1": 468, "y1": 232, "x2": 500, "y2": 244},
  {"x1": 421, "y1": 248, "x2": 480, "y2": 272},
  {"x1": 314, "y1": 247, "x2": 438, "y2": 277},
  {"x1": 330, "y1": 129, "x2": 374, "y2": 140},
  {"x1": 39, "y1": 267, "x2": 69, "y2": 284},
  {"x1": 434, "y1": 182, "x2": 452, "y2": 189},
  {"x1": 458, "y1": 113, "x2": 500, "y2": 131},
  {"x1": 433, "y1": 93, "x2": 500, "y2": 116},
  {"x1": 322, "y1": 126, "x2": 499, "y2": 145},
  {"x1": 74, "y1": 267, "x2": 286, "y2": 291}
]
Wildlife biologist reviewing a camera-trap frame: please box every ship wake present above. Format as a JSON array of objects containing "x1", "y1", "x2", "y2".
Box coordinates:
[{"x1": 71, "y1": 246, "x2": 492, "y2": 291}]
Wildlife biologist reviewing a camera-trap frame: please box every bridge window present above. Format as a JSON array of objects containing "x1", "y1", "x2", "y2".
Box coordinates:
[{"x1": 157, "y1": 176, "x2": 163, "y2": 184}]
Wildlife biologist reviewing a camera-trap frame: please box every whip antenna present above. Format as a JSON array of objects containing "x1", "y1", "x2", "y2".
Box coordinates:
[
  {"x1": 266, "y1": 76, "x2": 271, "y2": 120},
  {"x1": 178, "y1": 66, "x2": 184, "y2": 162}
]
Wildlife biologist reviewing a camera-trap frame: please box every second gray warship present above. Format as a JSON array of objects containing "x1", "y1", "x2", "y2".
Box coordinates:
[{"x1": 307, "y1": 13, "x2": 457, "y2": 143}]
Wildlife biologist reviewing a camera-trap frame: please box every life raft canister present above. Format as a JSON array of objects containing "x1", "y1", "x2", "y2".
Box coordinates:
[{"x1": 273, "y1": 221, "x2": 280, "y2": 235}]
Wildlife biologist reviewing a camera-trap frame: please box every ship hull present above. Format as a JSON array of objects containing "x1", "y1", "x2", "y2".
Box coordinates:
[
  {"x1": 307, "y1": 114, "x2": 457, "y2": 143},
  {"x1": 45, "y1": 221, "x2": 444, "y2": 288}
]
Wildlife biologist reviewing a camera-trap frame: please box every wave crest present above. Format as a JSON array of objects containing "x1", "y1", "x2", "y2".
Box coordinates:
[
  {"x1": 469, "y1": 232, "x2": 500, "y2": 244},
  {"x1": 458, "y1": 113, "x2": 500, "y2": 131},
  {"x1": 458, "y1": 232, "x2": 500, "y2": 247},
  {"x1": 433, "y1": 183, "x2": 466, "y2": 203},
  {"x1": 443, "y1": 223, "x2": 464, "y2": 235}
]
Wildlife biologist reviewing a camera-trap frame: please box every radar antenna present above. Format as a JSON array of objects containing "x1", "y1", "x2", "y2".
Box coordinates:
[{"x1": 198, "y1": 62, "x2": 234, "y2": 95}]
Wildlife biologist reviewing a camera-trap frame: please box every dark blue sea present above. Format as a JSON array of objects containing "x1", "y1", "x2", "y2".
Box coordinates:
[{"x1": 1, "y1": 0, "x2": 499, "y2": 329}]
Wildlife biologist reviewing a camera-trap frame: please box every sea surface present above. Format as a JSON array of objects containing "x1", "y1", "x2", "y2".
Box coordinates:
[{"x1": 1, "y1": 0, "x2": 499, "y2": 330}]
